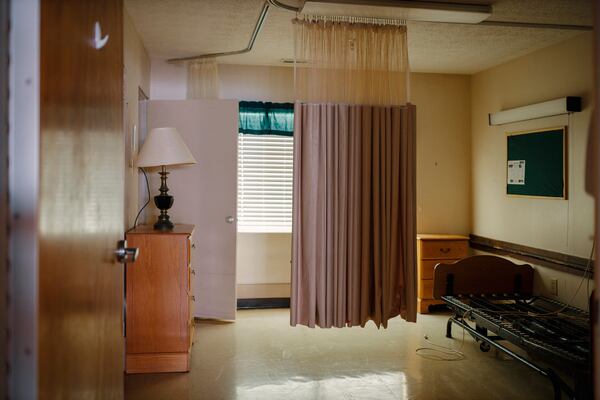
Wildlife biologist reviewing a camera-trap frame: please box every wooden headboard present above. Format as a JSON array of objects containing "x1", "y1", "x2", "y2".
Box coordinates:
[{"x1": 432, "y1": 255, "x2": 534, "y2": 299}]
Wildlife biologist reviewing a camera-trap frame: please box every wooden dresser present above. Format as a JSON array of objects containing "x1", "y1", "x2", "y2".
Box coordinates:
[
  {"x1": 125, "y1": 224, "x2": 195, "y2": 373},
  {"x1": 417, "y1": 234, "x2": 469, "y2": 314}
]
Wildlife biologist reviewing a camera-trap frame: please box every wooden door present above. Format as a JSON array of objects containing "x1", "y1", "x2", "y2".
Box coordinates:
[
  {"x1": 40, "y1": 0, "x2": 124, "y2": 398},
  {"x1": 148, "y1": 100, "x2": 238, "y2": 320}
]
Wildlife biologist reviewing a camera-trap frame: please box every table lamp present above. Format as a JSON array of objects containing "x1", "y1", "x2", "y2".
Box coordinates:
[{"x1": 136, "y1": 127, "x2": 197, "y2": 230}]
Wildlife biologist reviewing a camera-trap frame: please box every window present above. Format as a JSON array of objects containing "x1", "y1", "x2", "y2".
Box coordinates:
[{"x1": 237, "y1": 102, "x2": 294, "y2": 233}]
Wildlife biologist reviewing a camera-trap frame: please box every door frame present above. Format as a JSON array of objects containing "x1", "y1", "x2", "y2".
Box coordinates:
[
  {"x1": 594, "y1": 3, "x2": 600, "y2": 398},
  {"x1": 8, "y1": 0, "x2": 40, "y2": 398},
  {"x1": 0, "y1": 0, "x2": 8, "y2": 396}
]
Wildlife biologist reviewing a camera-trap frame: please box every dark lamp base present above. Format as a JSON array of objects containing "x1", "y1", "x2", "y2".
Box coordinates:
[
  {"x1": 154, "y1": 217, "x2": 174, "y2": 231},
  {"x1": 153, "y1": 167, "x2": 175, "y2": 231}
]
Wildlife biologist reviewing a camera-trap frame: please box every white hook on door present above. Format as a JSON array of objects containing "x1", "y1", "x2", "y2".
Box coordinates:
[{"x1": 93, "y1": 21, "x2": 109, "y2": 50}]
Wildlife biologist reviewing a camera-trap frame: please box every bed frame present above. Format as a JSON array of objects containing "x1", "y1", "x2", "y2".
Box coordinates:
[{"x1": 433, "y1": 255, "x2": 591, "y2": 400}]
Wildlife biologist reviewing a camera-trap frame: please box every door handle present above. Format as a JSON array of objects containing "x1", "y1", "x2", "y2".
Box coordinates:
[
  {"x1": 115, "y1": 240, "x2": 139, "y2": 263},
  {"x1": 226, "y1": 216, "x2": 235, "y2": 224}
]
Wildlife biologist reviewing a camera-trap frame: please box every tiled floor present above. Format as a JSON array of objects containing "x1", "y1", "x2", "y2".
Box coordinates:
[{"x1": 125, "y1": 308, "x2": 555, "y2": 400}]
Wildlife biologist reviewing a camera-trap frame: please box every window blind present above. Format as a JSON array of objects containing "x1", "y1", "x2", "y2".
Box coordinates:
[{"x1": 237, "y1": 134, "x2": 294, "y2": 233}]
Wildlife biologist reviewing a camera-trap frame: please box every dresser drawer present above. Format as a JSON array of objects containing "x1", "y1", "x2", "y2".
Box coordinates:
[
  {"x1": 420, "y1": 240, "x2": 468, "y2": 260},
  {"x1": 418, "y1": 279, "x2": 434, "y2": 299}
]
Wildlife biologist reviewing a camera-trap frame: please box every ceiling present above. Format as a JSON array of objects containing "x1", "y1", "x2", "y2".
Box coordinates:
[{"x1": 125, "y1": 0, "x2": 592, "y2": 74}]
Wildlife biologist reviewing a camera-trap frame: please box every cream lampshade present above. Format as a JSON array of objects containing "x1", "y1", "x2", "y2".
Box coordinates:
[
  {"x1": 137, "y1": 127, "x2": 197, "y2": 168},
  {"x1": 137, "y1": 127, "x2": 197, "y2": 230}
]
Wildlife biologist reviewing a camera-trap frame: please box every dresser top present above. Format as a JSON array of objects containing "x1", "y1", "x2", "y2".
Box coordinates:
[
  {"x1": 417, "y1": 233, "x2": 469, "y2": 241},
  {"x1": 127, "y1": 224, "x2": 195, "y2": 235}
]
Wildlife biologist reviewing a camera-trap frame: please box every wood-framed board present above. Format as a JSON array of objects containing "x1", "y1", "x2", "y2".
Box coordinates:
[{"x1": 506, "y1": 126, "x2": 567, "y2": 199}]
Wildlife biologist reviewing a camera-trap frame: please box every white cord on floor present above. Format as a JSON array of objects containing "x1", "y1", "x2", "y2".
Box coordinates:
[{"x1": 415, "y1": 315, "x2": 467, "y2": 362}]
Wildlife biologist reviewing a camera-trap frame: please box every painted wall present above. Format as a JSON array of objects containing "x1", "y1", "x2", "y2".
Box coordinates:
[
  {"x1": 124, "y1": 9, "x2": 150, "y2": 228},
  {"x1": 150, "y1": 60, "x2": 295, "y2": 102},
  {"x1": 218, "y1": 64, "x2": 296, "y2": 103},
  {"x1": 149, "y1": 59, "x2": 186, "y2": 100},
  {"x1": 471, "y1": 32, "x2": 594, "y2": 307},
  {"x1": 412, "y1": 74, "x2": 471, "y2": 235},
  {"x1": 236, "y1": 233, "x2": 292, "y2": 299},
  {"x1": 149, "y1": 61, "x2": 473, "y2": 298}
]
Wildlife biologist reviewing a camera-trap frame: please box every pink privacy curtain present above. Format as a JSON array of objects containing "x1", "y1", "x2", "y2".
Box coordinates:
[{"x1": 291, "y1": 103, "x2": 417, "y2": 328}]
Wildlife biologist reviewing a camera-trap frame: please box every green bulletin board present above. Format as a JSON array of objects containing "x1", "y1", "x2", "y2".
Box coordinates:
[{"x1": 506, "y1": 127, "x2": 566, "y2": 198}]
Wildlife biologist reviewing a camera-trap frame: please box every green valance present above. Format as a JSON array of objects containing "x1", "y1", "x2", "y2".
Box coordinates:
[{"x1": 239, "y1": 101, "x2": 294, "y2": 136}]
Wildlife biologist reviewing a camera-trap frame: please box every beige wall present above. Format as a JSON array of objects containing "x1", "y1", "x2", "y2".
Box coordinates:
[
  {"x1": 124, "y1": 9, "x2": 150, "y2": 228},
  {"x1": 412, "y1": 74, "x2": 471, "y2": 235},
  {"x1": 150, "y1": 59, "x2": 186, "y2": 100},
  {"x1": 471, "y1": 32, "x2": 594, "y2": 306},
  {"x1": 149, "y1": 61, "x2": 295, "y2": 102},
  {"x1": 236, "y1": 233, "x2": 292, "y2": 299},
  {"x1": 149, "y1": 62, "x2": 473, "y2": 298},
  {"x1": 219, "y1": 64, "x2": 295, "y2": 102},
  {"x1": 235, "y1": 233, "x2": 292, "y2": 284}
]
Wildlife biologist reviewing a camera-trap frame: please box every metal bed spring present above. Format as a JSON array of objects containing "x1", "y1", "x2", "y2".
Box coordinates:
[{"x1": 442, "y1": 293, "x2": 591, "y2": 400}]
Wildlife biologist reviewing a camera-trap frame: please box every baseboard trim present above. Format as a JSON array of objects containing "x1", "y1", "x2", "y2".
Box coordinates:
[
  {"x1": 237, "y1": 283, "x2": 290, "y2": 298},
  {"x1": 126, "y1": 352, "x2": 190, "y2": 374},
  {"x1": 469, "y1": 234, "x2": 594, "y2": 278},
  {"x1": 237, "y1": 297, "x2": 290, "y2": 309}
]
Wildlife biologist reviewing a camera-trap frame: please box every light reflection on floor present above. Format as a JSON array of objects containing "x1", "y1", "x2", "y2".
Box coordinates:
[
  {"x1": 125, "y1": 308, "x2": 554, "y2": 400},
  {"x1": 236, "y1": 372, "x2": 408, "y2": 399}
]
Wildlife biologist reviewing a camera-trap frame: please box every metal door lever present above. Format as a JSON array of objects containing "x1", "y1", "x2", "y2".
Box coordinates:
[{"x1": 115, "y1": 240, "x2": 139, "y2": 263}]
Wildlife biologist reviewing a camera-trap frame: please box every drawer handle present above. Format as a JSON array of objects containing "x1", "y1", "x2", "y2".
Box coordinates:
[
  {"x1": 191, "y1": 295, "x2": 196, "y2": 302},
  {"x1": 440, "y1": 248, "x2": 451, "y2": 254},
  {"x1": 191, "y1": 268, "x2": 196, "y2": 275},
  {"x1": 192, "y1": 243, "x2": 196, "y2": 249}
]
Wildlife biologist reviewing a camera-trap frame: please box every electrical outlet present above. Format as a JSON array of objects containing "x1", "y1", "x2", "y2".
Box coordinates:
[{"x1": 550, "y1": 278, "x2": 558, "y2": 296}]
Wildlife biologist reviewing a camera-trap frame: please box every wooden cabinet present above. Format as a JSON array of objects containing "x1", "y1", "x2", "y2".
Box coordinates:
[
  {"x1": 125, "y1": 224, "x2": 195, "y2": 373},
  {"x1": 417, "y1": 234, "x2": 469, "y2": 314}
]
